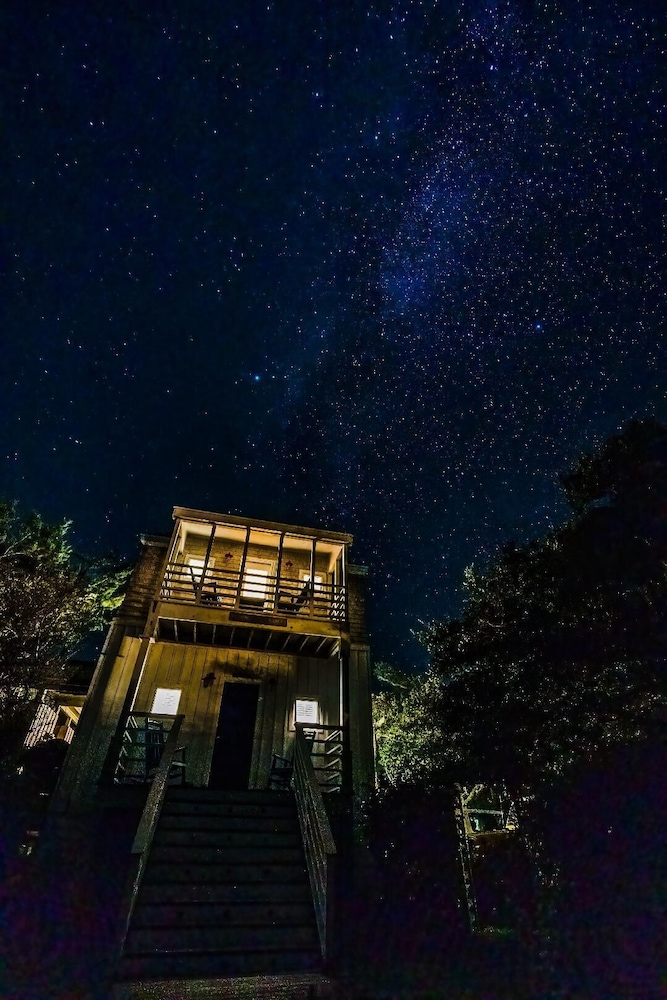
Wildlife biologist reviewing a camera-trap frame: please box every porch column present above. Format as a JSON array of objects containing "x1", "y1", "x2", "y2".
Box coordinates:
[
  {"x1": 198, "y1": 521, "x2": 217, "y2": 604},
  {"x1": 274, "y1": 531, "x2": 285, "y2": 607},
  {"x1": 236, "y1": 525, "x2": 251, "y2": 607}
]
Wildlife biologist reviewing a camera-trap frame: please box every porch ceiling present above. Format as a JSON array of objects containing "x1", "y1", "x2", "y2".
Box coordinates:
[
  {"x1": 156, "y1": 617, "x2": 340, "y2": 659},
  {"x1": 172, "y1": 507, "x2": 353, "y2": 546}
]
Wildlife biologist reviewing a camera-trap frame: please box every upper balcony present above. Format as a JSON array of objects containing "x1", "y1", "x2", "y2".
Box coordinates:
[
  {"x1": 161, "y1": 563, "x2": 346, "y2": 620},
  {"x1": 153, "y1": 508, "x2": 353, "y2": 657}
]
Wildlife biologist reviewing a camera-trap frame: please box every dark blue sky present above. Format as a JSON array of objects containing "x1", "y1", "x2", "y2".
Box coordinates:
[{"x1": 3, "y1": 0, "x2": 665, "y2": 667}]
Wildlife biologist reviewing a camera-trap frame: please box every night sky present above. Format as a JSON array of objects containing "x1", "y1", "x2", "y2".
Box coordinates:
[{"x1": 3, "y1": 0, "x2": 665, "y2": 668}]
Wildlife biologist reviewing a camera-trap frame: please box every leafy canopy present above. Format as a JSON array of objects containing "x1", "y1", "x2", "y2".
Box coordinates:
[
  {"x1": 375, "y1": 419, "x2": 667, "y2": 789},
  {"x1": 0, "y1": 500, "x2": 128, "y2": 735}
]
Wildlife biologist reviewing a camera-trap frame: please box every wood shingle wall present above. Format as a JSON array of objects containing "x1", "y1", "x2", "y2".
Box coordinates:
[
  {"x1": 346, "y1": 565, "x2": 375, "y2": 793},
  {"x1": 119, "y1": 536, "x2": 169, "y2": 623}
]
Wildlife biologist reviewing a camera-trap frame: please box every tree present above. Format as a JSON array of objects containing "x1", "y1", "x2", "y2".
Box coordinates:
[
  {"x1": 373, "y1": 420, "x2": 667, "y2": 993},
  {"x1": 0, "y1": 500, "x2": 127, "y2": 758},
  {"x1": 417, "y1": 417, "x2": 667, "y2": 790},
  {"x1": 373, "y1": 663, "x2": 448, "y2": 786}
]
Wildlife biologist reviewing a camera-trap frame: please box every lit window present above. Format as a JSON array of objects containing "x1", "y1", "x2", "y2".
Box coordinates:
[
  {"x1": 151, "y1": 688, "x2": 182, "y2": 715},
  {"x1": 300, "y1": 572, "x2": 323, "y2": 590},
  {"x1": 187, "y1": 557, "x2": 210, "y2": 580},
  {"x1": 295, "y1": 698, "x2": 319, "y2": 724},
  {"x1": 242, "y1": 560, "x2": 272, "y2": 601}
]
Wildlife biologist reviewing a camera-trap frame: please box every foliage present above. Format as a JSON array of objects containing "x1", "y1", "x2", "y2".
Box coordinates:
[
  {"x1": 380, "y1": 418, "x2": 667, "y2": 789},
  {"x1": 0, "y1": 500, "x2": 128, "y2": 748},
  {"x1": 373, "y1": 664, "x2": 449, "y2": 786}
]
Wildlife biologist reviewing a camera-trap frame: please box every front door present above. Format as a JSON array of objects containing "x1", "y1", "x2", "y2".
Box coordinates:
[{"x1": 209, "y1": 682, "x2": 259, "y2": 790}]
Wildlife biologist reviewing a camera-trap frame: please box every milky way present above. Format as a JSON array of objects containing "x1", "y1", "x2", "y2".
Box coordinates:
[
  {"x1": 3, "y1": 1, "x2": 665, "y2": 666},
  {"x1": 274, "y1": 1, "x2": 665, "y2": 663}
]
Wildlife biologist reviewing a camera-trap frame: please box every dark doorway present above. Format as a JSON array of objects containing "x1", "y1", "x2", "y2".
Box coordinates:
[{"x1": 209, "y1": 682, "x2": 259, "y2": 790}]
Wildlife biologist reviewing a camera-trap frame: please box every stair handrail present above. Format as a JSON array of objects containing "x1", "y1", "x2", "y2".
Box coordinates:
[
  {"x1": 116, "y1": 713, "x2": 185, "y2": 959},
  {"x1": 293, "y1": 723, "x2": 337, "y2": 961}
]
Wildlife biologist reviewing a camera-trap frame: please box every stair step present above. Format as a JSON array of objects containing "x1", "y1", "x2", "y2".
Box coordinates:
[
  {"x1": 157, "y1": 812, "x2": 300, "y2": 833},
  {"x1": 118, "y1": 787, "x2": 322, "y2": 984},
  {"x1": 154, "y1": 827, "x2": 301, "y2": 848},
  {"x1": 117, "y1": 948, "x2": 322, "y2": 981},
  {"x1": 147, "y1": 844, "x2": 305, "y2": 865},
  {"x1": 125, "y1": 922, "x2": 319, "y2": 955},
  {"x1": 167, "y1": 789, "x2": 293, "y2": 806},
  {"x1": 161, "y1": 799, "x2": 297, "y2": 821},
  {"x1": 139, "y1": 880, "x2": 313, "y2": 905},
  {"x1": 144, "y1": 861, "x2": 308, "y2": 884},
  {"x1": 131, "y1": 900, "x2": 316, "y2": 929},
  {"x1": 112, "y1": 972, "x2": 335, "y2": 1000}
]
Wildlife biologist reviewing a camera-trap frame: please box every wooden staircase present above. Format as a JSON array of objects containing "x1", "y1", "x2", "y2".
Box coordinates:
[{"x1": 116, "y1": 788, "x2": 323, "y2": 986}]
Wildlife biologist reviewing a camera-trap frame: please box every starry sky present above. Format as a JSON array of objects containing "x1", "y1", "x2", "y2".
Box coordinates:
[{"x1": 3, "y1": 0, "x2": 665, "y2": 668}]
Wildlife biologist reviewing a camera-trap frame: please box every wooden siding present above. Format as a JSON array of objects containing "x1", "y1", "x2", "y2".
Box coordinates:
[
  {"x1": 131, "y1": 643, "x2": 342, "y2": 788},
  {"x1": 52, "y1": 630, "x2": 143, "y2": 808},
  {"x1": 347, "y1": 565, "x2": 369, "y2": 644},
  {"x1": 349, "y1": 645, "x2": 375, "y2": 794},
  {"x1": 346, "y1": 569, "x2": 374, "y2": 790}
]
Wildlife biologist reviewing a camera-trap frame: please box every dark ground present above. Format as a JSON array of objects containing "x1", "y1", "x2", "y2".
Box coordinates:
[{"x1": 2, "y1": 750, "x2": 666, "y2": 999}]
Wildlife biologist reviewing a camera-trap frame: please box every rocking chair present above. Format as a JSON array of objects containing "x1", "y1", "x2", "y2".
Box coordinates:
[{"x1": 277, "y1": 581, "x2": 311, "y2": 614}]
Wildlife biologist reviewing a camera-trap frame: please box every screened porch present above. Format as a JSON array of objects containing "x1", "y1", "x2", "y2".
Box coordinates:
[{"x1": 159, "y1": 511, "x2": 351, "y2": 626}]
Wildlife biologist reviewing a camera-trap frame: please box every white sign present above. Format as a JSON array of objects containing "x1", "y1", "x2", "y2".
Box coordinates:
[
  {"x1": 151, "y1": 688, "x2": 182, "y2": 715},
  {"x1": 295, "y1": 698, "x2": 318, "y2": 724}
]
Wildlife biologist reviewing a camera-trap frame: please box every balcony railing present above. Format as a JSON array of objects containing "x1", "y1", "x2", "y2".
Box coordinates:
[
  {"x1": 114, "y1": 712, "x2": 186, "y2": 785},
  {"x1": 293, "y1": 726, "x2": 337, "y2": 960},
  {"x1": 117, "y1": 714, "x2": 186, "y2": 959},
  {"x1": 303, "y1": 724, "x2": 344, "y2": 793},
  {"x1": 160, "y1": 563, "x2": 347, "y2": 623}
]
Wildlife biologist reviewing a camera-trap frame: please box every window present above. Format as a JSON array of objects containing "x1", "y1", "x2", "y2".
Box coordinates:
[
  {"x1": 151, "y1": 688, "x2": 182, "y2": 715},
  {"x1": 241, "y1": 559, "x2": 272, "y2": 604},
  {"x1": 295, "y1": 698, "x2": 319, "y2": 725},
  {"x1": 300, "y1": 572, "x2": 323, "y2": 590},
  {"x1": 187, "y1": 557, "x2": 215, "y2": 580},
  {"x1": 187, "y1": 558, "x2": 205, "y2": 578}
]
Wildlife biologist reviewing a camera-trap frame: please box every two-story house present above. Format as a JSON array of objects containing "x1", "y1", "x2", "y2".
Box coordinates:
[{"x1": 50, "y1": 507, "x2": 374, "y2": 994}]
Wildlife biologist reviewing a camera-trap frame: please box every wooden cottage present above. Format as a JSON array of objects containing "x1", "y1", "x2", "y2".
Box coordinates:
[{"x1": 50, "y1": 507, "x2": 374, "y2": 990}]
